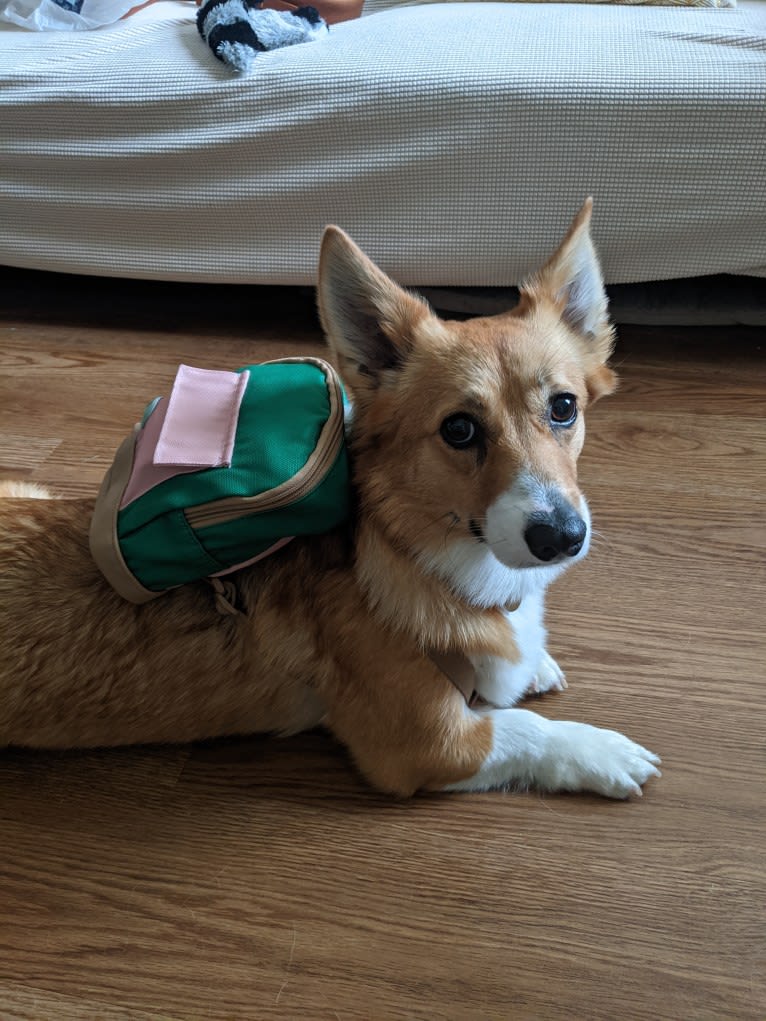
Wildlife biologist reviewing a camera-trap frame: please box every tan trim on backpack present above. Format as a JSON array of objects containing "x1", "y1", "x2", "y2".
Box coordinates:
[
  {"x1": 184, "y1": 357, "x2": 346, "y2": 529},
  {"x1": 89, "y1": 427, "x2": 162, "y2": 604}
]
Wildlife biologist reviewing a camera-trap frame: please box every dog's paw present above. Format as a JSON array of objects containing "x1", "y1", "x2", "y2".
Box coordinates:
[
  {"x1": 527, "y1": 651, "x2": 567, "y2": 696},
  {"x1": 543, "y1": 721, "x2": 661, "y2": 798}
]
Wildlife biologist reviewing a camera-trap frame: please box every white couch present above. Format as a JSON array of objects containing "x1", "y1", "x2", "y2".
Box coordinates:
[{"x1": 1, "y1": 0, "x2": 764, "y2": 290}]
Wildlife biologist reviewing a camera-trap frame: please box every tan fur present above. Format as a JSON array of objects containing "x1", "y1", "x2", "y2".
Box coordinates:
[
  {"x1": 0, "y1": 481, "x2": 54, "y2": 500},
  {"x1": 0, "y1": 202, "x2": 617, "y2": 796}
]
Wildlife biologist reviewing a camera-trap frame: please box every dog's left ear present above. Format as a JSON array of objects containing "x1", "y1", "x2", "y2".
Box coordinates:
[
  {"x1": 317, "y1": 226, "x2": 432, "y2": 397},
  {"x1": 523, "y1": 198, "x2": 617, "y2": 400}
]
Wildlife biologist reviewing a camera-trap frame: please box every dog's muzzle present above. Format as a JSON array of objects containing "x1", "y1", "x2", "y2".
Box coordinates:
[{"x1": 524, "y1": 508, "x2": 587, "y2": 563}]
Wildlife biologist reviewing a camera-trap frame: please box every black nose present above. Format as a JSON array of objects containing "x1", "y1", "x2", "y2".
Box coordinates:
[{"x1": 524, "y1": 516, "x2": 587, "y2": 562}]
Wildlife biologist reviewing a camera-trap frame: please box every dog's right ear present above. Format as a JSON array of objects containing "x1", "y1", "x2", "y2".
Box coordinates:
[{"x1": 317, "y1": 226, "x2": 431, "y2": 396}]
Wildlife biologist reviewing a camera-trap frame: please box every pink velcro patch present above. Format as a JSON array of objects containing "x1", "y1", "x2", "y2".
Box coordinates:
[{"x1": 154, "y1": 365, "x2": 249, "y2": 468}]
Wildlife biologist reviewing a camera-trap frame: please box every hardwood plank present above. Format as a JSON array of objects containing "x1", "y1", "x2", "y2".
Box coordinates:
[
  {"x1": 0, "y1": 270, "x2": 764, "y2": 1020},
  {"x1": 3, "y1": 984, "x2": 174, "y2": 1021}
]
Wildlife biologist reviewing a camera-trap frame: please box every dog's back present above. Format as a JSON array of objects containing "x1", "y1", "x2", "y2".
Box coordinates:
[{"x1": 0, "y1": 490, "x2": 329, "y2": 747}]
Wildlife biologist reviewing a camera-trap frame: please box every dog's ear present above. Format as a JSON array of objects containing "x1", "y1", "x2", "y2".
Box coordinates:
[
  {"x1": 523, "y1": 198, "x2": 613, "y2": 357},
  {"x1": 522, "y1": 198, "x2": 616, "y2": 401},
  {"x1": 317, "y1": 226, "x2": 431, "y2": 395}
]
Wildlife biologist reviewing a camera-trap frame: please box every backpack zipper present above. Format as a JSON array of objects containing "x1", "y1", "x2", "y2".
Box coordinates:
[{"x1": 184, "y1": 365, "x2": 345, "y2": 530}]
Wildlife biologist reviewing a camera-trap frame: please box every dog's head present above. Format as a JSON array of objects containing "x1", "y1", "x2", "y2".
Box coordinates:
[{"x1": 317, "y1": 199, "x2": 617, "y2": 607}]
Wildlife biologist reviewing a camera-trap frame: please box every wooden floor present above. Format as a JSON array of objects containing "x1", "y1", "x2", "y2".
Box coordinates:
[{"x1": 0, "y1": 267, "x2": 764, "y2": 1020}]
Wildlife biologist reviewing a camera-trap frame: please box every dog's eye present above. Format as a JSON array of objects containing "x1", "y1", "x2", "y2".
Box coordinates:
[
  {"x1": 549, "y1": 393, "x2": 577, "y2": 427},
  {"x1": 441, "y1": 414, "x2": 479, "y2": 449}
]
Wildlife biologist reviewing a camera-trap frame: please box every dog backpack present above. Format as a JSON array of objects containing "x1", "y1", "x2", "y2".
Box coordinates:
[{"x1": 90, "y1": 357, "x2": 349, "y2": 603}]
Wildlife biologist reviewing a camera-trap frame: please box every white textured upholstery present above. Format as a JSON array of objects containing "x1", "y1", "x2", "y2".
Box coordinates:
[{"x1": 1, "y1": 1, "x2": 764, "y2": 284}]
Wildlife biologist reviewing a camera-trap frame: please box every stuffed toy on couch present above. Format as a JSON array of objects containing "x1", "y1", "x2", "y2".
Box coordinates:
[
  {"x1": 0, "y1": 0, "x2": 363, "y2": 72},
  {"x1": 196, "y1": 0, "x2": 362, "y2": 72}
]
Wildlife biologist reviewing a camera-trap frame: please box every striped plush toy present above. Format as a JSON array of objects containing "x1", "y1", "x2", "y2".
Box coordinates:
[{"x1": 197, "y1": 0, "x2": 328, "y2": 73}]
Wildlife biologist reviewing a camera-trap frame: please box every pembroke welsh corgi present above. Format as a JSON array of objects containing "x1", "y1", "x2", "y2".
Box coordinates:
[{"x1": 0, "y1": 199, "x2": 660, "y2": 798}]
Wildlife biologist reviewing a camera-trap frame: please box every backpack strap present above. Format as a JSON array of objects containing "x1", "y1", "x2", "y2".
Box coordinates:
[
  {"x1": 429, "y1": 650, "x2": 482, "y2": 708},
  {"x1": 89, "y1": 428, "x2": 160, "y2": 604},
  {"x1": 208, "y1": 578, "x2": 243, "y2": 616}
]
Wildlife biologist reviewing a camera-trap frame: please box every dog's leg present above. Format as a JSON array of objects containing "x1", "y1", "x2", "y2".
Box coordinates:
[
  {"x1": 443, "y1": 708, "x2": 660, "y2": 798},
  {"x1": 470, "y1": 597, "x2": 567, "y2": 705},
  {"x1": 527, "y1": 650, "x2": 567, "y2": 695},
  {"x1": 471, "y1": 649, "x2": 568, "y2": 705},
  {"x1": 326, "y1": 644, "x2": 659, "y2": 798}
]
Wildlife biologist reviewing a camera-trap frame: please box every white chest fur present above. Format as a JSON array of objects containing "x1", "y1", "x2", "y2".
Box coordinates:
[{"x1": 469, "y1": 590, "x2": 556, "y2": 707}]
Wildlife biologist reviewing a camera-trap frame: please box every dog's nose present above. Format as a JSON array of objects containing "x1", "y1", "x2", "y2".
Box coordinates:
[{"x1": 524, "y1": 515, "x2": 587, "y2": 562}]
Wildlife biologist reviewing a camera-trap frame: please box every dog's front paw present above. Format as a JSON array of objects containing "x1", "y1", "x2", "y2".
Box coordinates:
[
  {"x1": 527, "y1": 650, "x2": 567, "y2": 696},
  {"x1": 543, "y1": 721, "x2": 661, "y2": 798}
]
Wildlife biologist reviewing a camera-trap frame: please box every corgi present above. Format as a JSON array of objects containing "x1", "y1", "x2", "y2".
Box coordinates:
[{"x1": 0, "y1": 199, "x2": 660, "y2": 798}]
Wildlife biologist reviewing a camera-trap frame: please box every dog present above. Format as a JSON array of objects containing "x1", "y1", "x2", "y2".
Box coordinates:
[{"x1": 0, "y1": 199, "x2": 660, "y2": 798}]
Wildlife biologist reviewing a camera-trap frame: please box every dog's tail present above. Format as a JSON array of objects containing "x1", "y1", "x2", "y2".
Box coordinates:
[{"x1": 0, "y1": 481, "x2": 54, "y2": 500}]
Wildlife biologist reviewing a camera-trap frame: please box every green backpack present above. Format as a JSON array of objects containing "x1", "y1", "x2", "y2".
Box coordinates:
[{"x1": 90, "y1": 357, "x2": 349, "y2": 604}]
